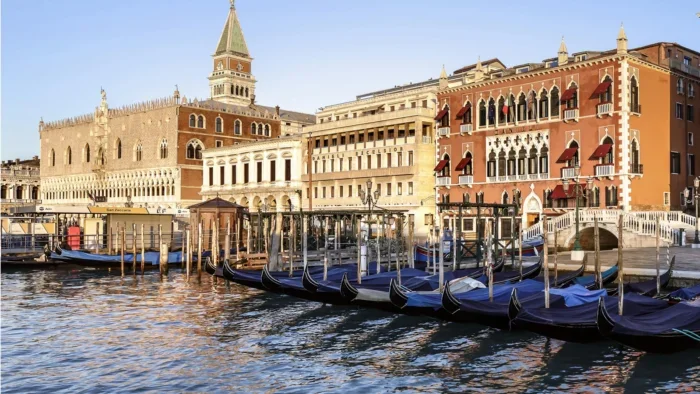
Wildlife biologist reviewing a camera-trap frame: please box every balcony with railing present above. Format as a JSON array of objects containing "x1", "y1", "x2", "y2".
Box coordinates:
[
  {"x1": 597, "y1": 102, "x2": 613, "y2": 117},
  {"x1": 561, "y1": 167, "x2": 577, "y2": 179},
  {"x1": 436, "y1": 176, "x2": 451, "y2": 186},
  {"x1": 563, "y1": 108, "x2": 579, "y2": 122},
  {"x1": 438, "y1": 127, "x2": 451, "y2": 137},
  {"x1": 458, "y1": 175, "x2": 473, "y2": 185},
  {"x1": 459, "y1": 123, "x2": 473, "y2": 134},
  {"x1": 595, "y1": 164, "x2": 615, "y2": 177},
  {"x1": 1, "y1": 168, "x2": 40, "y2": 178},
  {"x1": 670, "y1": 59, "x2": 700, "y2": 78}
]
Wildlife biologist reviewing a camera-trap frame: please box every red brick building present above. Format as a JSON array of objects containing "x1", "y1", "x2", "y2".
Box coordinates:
[{"x1": 434, "y1": 27, "x2": 700, "y2": 236}]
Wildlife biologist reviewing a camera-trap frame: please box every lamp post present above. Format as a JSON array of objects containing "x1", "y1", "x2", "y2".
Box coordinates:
[
  {"x1": 359, "y1": 180, "x2": 380, "y2": 240},
  {"x1": 562, "y1": 165, "x2": 594, "y2": 260}
]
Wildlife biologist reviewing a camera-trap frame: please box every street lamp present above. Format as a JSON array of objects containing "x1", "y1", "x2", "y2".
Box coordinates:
[
  {"x1": 562, "y1": 164, "x2": 594, "y2": 260},
  {"x1": 359, "y1": 180, "x2": 380, "y2": 240}
]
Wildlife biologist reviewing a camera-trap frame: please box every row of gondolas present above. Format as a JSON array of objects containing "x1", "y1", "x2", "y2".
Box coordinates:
[{"x1": 206, "y1": 253, "x2": 700, "y2": 354}]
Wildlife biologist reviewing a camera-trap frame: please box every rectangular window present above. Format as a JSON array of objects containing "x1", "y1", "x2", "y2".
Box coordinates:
[
  {"x1": 314, "y1": 187, "x2": 318, "y2": 198},
  {"x1": 323, "y1": 139, "x2": 329, "y2": 147},
  {"x1": 208, "y1": 167, "x2": 213, "y2": 186},
  {"x1": 397, "y1": 152, "x2": 402, "y2": 166},
  {"x1": 348, "y1": 157, "x2": 353, "y2": 171},
  {"x1": 386, "y1": 183, "x2": 391, "y2": 196},
  {"x1": 689, "y1": 154, "x2": 696, "y2": 176},
  {"x1": 378, "y1": 131, "x2": 384, "y2": 140},
  {"x1": 689, "y1": 133, "x2": 694, "y2": 146},
  {"x1": 386, "y1": 153, "x2": 391, "y2": 168},
  {"x1": 215, "y1": 140, "x2": 223, "y2": 148},
  {"x1": 684, "y1": 56, "x2": 692, "y2": 66},
  {"x1": 408, "y1": 151, "x2": 414, "y2": 166},
  {"x1": 424, "y1": 213, "x2": 433, "y2": 225},
  {"x1": 376, "y1": 154, "x2": 381, "y2": 168},
  {"x1": 408, "y1": 182, "x2": 414, "y2": 195},
  {"x1": 500, "y1": 218, "x2": 513, "y2": 239},
  {"x1": 357, "y1": 184, "x2": 362, "y2": 197},
  {"x1": 397, "y1": 182, "x2": 402, "y2": 195},
  {"x1": 357, "y1": 156, "x2": 362, "y2": 170},
  {"x1": 256, "y1": 162, "x2": 263, "y2": 182},
  {"x1": 322, "y1": 160, "x2": 326, "y2": 173},
  {"x1": 232, "y1": 165, "x2": 237, "y2": 184},
  {"x1": 340, "y1": 136, "x2": 346, "y2": 145},
  {"x1": 367, "y1": 156, "x2": 372, "y2": 169},
  {"x1": 314, "y1": 161, "x2": 318, "y2": 174},
  {"x1": 331, "y1": 186, "x2": 335, "y2": 198},
  {"x1": 284, "y1": 159, "x2": 291, "y2": 181},
  {"x1": 359, "y1": 134, "x2": 364, "y2": 143},
  {"x1": 244, "y1": 163, "x2": 249, "y2": 183},
  {"x1": 671, "y1": 152, "x2": 681, "y2": 174},
  {"x1": 322, "y1": 187, "x2": 326, "y2": 198},
  {"x1": 349, "y1": 135, "x2": 355, "y2": 144},
  {"x1": 340, "y1": 186, "x2": 343, "y2": 197},
  {"x1": 339, "y1": 159, "x2": 343, "y2": 172},
  {"x1": 269, "y1": 160, "x2": 276, "y2": 182},
  {"x1": 689, "y1": 105, "x2": 695, "y2": 122},
  {"x1": 331, "y1": 138, "x2": 337, "y2": 146},
  {"x1": 676, "y1": 103, "x2": 684, "y2": 119},
  {"x1": 348, "y1": 185, "x2": 353, "y2": 197},
  {"x1": 376, "y1": 183, "x2": 381, "y2": 196},
  {"x1": 330, "y1": 159, "x2": 335, "y2": 172},
  {"x1": 368, "y1": 132, "x2": 374, "y2": 142},
  {"x1": 219, "y1": 166, "x2": 224, "y2": 185},
  {"x1": 422, "y1": 100, "x2": 428, "y2": 108},
  {"x1": 663, "y1": 192, "x2": 670, "y2": 206},
  {"x1": 315, "y1": 139, "x2": 320, "y2": 148}
]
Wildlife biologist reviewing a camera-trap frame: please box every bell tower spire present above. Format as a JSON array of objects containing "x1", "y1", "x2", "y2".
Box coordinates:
[{"x1": 209, "y1": 0, "x2": 256, "y2": 105}]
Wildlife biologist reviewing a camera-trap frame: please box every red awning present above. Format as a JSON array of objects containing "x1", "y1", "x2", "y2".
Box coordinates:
[
  {"x1": 455, "y1": 103, "x2": 471, "y2": 118},
  {"x1": 556, "y1": 147, "x2": 579, "y2": 163},
  {"x1": 434, "y1": 160, "x2": 448, "y2": 172},
  {"x1": 560, "y1": 87, "x2": 577, "y2": 102},
  {"x1": 434, "y1": 109, "x2": 448, "y2": 121},
  {"x1": 591, "y1": 81, "x2": 612, "y2": 96},
  {"x1": 589, "y1": 143, "x2": 613, "y2": 159},
  {"x1": 549, "y1": 184, "x2": 583, "y2": 200},
  {"x1": 455, "y1": 157, "x2": 472, "y2": 171}
]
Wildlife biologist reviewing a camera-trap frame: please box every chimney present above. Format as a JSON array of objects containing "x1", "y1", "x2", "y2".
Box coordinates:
[
  {"x1": 33, "y1": 156, "x2": 38, "y2": 160},
  {"x1": 250, "y1": 94, "x2": 256, "y2": 106},
  {"x1": 275, "y1": 105, "x2": 280, "y2": 116}
]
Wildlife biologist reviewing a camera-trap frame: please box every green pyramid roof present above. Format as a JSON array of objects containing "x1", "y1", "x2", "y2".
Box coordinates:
[{"x1": 215, "y1": 4, "x2": 249, "y2": 57}]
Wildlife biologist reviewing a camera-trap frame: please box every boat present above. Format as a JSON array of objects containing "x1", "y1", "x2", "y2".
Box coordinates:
[
  {"x1": 511, "y1": 292, "x2": 670, "y2": 343},
  {"x1": 477, "y1": 258, "x2": 543, "y2": 286},
  {"x1": 597, "y1": 297, "x2": 700, "y2": 353},
  {"x1": 667, "y1": 283, "x2": 700, "y2": 303},
  {"x1": 507, "y1": 237, "x2": 545, "y2": 257},
  {"x1": 608, "y1": 257, "x2": 675, "y2": 297},
  {"x1": 570, "y1": 263, "x2": 619, "y2": 290},
  {"x1": 414, "y1": 245, "x2": 449, "y2": 270},
  {"x1": 221, "y1": 258, "x2": 326, "y2": 291},
  {"x1": 534, "y1": 261, "x2": 586, "y2": 288},
  {"x1": 51, "y1": 246, "x2": 184, "y2": 268}
]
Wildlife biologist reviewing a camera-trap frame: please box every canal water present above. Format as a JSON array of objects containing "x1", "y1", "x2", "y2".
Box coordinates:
[{"x1": 2, "y1": 269, "x2": 699, "y2": 393}]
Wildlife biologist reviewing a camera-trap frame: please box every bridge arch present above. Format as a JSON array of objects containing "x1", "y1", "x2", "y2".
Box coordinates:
[{"x1": 563, "y1": 226, "x2": 618, "y2": 251}]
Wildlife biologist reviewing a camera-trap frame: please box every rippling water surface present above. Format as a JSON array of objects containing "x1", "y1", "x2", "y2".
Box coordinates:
[{"x1": 2, "y1": 268, "x2": 699, "y2": 393}]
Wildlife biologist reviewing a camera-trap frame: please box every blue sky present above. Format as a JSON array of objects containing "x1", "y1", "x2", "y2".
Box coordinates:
[{"x1": 2, "y1": 0, "x2": 699, "y2": 159}]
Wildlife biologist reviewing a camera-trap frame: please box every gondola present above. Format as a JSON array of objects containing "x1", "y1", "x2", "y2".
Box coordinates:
[
  {"x1": 596, "y1": 297, "x2": 700, "y2": 353},
  {"x1": 511, "y1": 292, "x2": 670, "y2": 343},
  {"x1": 477, "y1": 257, "x2": 543, "y2": 286},
  {"x1": 51, "y1": 245, "x2": 184, "y2": 268},
  {"x1": 506, "y1": 237, "x2": 545, "y2": 257},
  {"x1": 534, "y1": 261, "x2": 586, "y2": 288},
  {"x1": 667, "y1": 283, "x2": 700, "y2": 303},
  {"x1": 608, "y1": 256, "x2": 675, "y2": 297},
  {"x1": 571, "y1": 263, "x2": 619, "y2": 290},
  {"x1": 414, "y1": 244, "x2": 450, "y2": 270},
  {"x1": 388, "y1": 276, "x2": 485, "y2": 320},
  {"x1": 261, "y1": 264, "x2": 362, "y2": 304}
]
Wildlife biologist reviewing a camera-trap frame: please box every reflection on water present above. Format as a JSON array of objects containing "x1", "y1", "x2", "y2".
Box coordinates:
[{"x1": 1, "y1": 269, "x2": 699, "y2": 393}]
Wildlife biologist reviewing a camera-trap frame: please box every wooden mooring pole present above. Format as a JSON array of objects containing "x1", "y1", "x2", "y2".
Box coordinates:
[
  {"x1": 356, "y1": 216, "x2": 362, "y2": 284},
  {"x1": 553, "y1": 226, "x2": 558, "y2": 286},
  {"x1": 141, "y1": 224, "x2": 145, "y2": 275},
  {"x1": 108, "y1": 225, "x2": 113, "y2": 255},
  {"x1": 594, "y1": 215, "x2": 601, "y2": 289},
  {"x1": 486, "y1": 221, "x2": 493, "y2": 302},
  {"x1": 518, "y1": 227, "x2": 523, "y2": 278},
  {"x1": 543, "y1": 215, "x2": 550, "y2": 308},
  {"x1": 120, "y1": 226, "x2": 125, "y2": 277},
  {"x1": 324, "y1": 216, "x2": 329, "y2": 281},
  {"x1": 408, "y1": 215, "x2": 414, "y2": 269},
  {"x1": 618, "y1": 214, "x2": 624, "y2": 315},
  {"x1": 656, "y1": 216, "x2": 661, "y2": 296},
  {"x1": 186, "y1": 229, "x2": 191, "y2": 282},
  {"x1": 197, "y1": 221, "x2": 203, "y2": 281},
  {"x1": 132, "y1": 223, "x2": 137, "y2": 274},
  {"x1": 160, "y1": 243, "x2": 169, "y2": 278}
]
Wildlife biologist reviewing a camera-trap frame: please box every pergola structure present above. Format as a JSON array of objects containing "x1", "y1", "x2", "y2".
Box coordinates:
[{"x1": 188, "y1": 197, "x2": 248, "y2": 252}]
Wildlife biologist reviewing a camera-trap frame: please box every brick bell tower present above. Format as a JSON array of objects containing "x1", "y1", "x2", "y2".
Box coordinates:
[{"x1": 209, "y1": 0, "x2": 256, "y2": 106}]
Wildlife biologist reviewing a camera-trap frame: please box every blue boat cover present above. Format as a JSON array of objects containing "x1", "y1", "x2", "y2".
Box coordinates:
[
  {"x1": 668, "y1": 284, "x2": 700, "y2": 300},
  {"x1": 52, "y1": 249, "x2": 182, "y2": 265},
  {"x1": 572, "y1": 264, "x2": 619, "y2": 287},
  {"x1": 608, "y1": 302, "x2": 700, "y2": 335},
  {"x1": 550, "y1": 285, "x2": 607, "y2": 307},
  {"x1": 515, "y1": 293, "x2": 669, "y2": 326},
  {"x1": 404, "y1": 279, "x2": 545, "y2": 309}
]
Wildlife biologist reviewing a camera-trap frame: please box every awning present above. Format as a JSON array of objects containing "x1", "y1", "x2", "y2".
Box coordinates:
[
  {"x1": 455, "y1": 157, "x2": 472, "y2": 171},
  {"x1": 434, "y1": 109, "x2": 448, "y2": 121},
  {"x1": 589, "y1": 143, "x2": 613, "y2": 159},
  {"x1": 556, "y1": 147, "x2": 579, "y2": 163},
  {"x1": 434, "y1": 160, "x2": 448, "y2": 172},
  {"x1": 591, "y1": 81, "x2": 612, "y2": 96},
  {"x1": 560, "y1": 87, "x2": 577, "y2": 102},
  {"x1": 455, "y1": 103, "x2": 471, "y2": 118},
  {"x1": 550, "y1": 184, "x2": 584, "y2": 200}
]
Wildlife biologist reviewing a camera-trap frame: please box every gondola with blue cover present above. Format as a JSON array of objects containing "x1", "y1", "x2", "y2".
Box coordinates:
[
  {"x1": 570, "y1": 263, "x2": 619, "y2": 290},
  {"x1": 596, "y1": 297, "x2": 700, "y2": 353},
  {"x1": 51, "y1": 245, "x2": 184, "y2": 268},
  {"x1": 608, "y1": 257, "x2": 674, "y2": 297}
]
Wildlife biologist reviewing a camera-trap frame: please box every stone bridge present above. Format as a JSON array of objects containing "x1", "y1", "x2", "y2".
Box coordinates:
[{"x1": 523, "y1": 210, "x2": 695, "y2": 249}]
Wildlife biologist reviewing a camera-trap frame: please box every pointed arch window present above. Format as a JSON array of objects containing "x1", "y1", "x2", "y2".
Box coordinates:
[
  {"x1": 85, "y1": 144, "x2": 90, "y2": 163},
  {"x1": 487, "y1": 98, "x2": 496, "y2": 127},
  {"x1": 463, "y1": 193, "x2": 470, "y2": 203},
  {"x1": 502, "y1": 192, "x2": 509, "y2": 205},
  {"x1": 507, "y1": 149, "x2": 516, "y2": 176},
  {"x1": 497, "y1": 97, "x2": 506, "y2": 125},
  {"x1": 258, "y1": 123, "x2": 263, "y2": 135},
  {"x1": 631, "y1": 139, "x2": 641, "y2": 173},
  {"x1": 116, "y1": 139, "x2": 122, "y2": 159},
  {"x1": 215, "y1": 117, "x2": 223, "y2": 133},
  {"x1": 550, "y1": 87, "x2": 560, "y2": 117},
  {"x1": 459, "y1": 151, "x2": 473, "y2": 175},
  {"x1": 598, "y1": 76, "x2": 613, "y2": 103},
  {"x1": 563, "y1": 83, "x2": 578, "y2": 109},
  {"x1": 543, "y1": 189, "x2": 552, "y2": 208},
  {"x1": 498, "y1": 150, "x2": 507, "y2": 177},
  {"x1": 186, "y1": 139, "x2": 204, "y2": 160},
  {"x1": 590, "y1": 187, "x2": 600, "y2": 207},
  {"x1": 135, "y1": 143, "x2": 143, "y2": 162},
  {"x1": 527, "y1": 91, "x2": 537, "y2": 120},
  {"x1": 437, "y1": 105, "x2": 450, "y2": 127},
  {"x1": 438, "y1": 154, "x2": 451, "y2": 177},
  {"x1": 478, "y1": 100, "x2": 487, "y2": 127},
  {"x1": 189, "y1": 114, "x2": 196, "y2": 128},
  {"x1": 539, "y1": 146, "x2": 549, "y2": 174},
  {"x1": 234, "y1": 119, "x2": 242, "y2": 135},
  {"x1": 539, "y1": 89, "x2": 549, "y2": 119},
  {"x1": 264, "y1": 124, "x2": 270, "y2": 136},
  {"x1": 601, "y1": 136, "x2": 614, "y2": 164},
  {"x1": 251, "y1": 122, "x2": 257, "y2": 135},
  {"x1": 677, "y1": 79, "x2": 684, "y2": 95},
  {"x1": 476, "y1": 192, "x2": 484, "y2": 204},
  {"x1": 513, "y1": 189, "x2": 521, "y2": 206},
  {"x1": 458, "y1": 102, "x2": 472, "y2": 124},
  {"x1": 197, "y1": 115, "x2": 204, "y2": 128},
  {"x1": 487, "y1": 151, "x2": 496, "y2": 177},
  {"x1": 517, "y1": 93, "x2": 527, "y2": 122},
  {"x1": 528, "y1": 146, "x2": 538, "y2": 174},
  {"x1": 160, "y1": 139, "x2": 168, "y2": 159},
  {"x1": 518, "y1": 147, "x2": 527, "y2": 176},
  {"x1": 630, "y1": 77, "x2": 640, "y2": 113}
]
